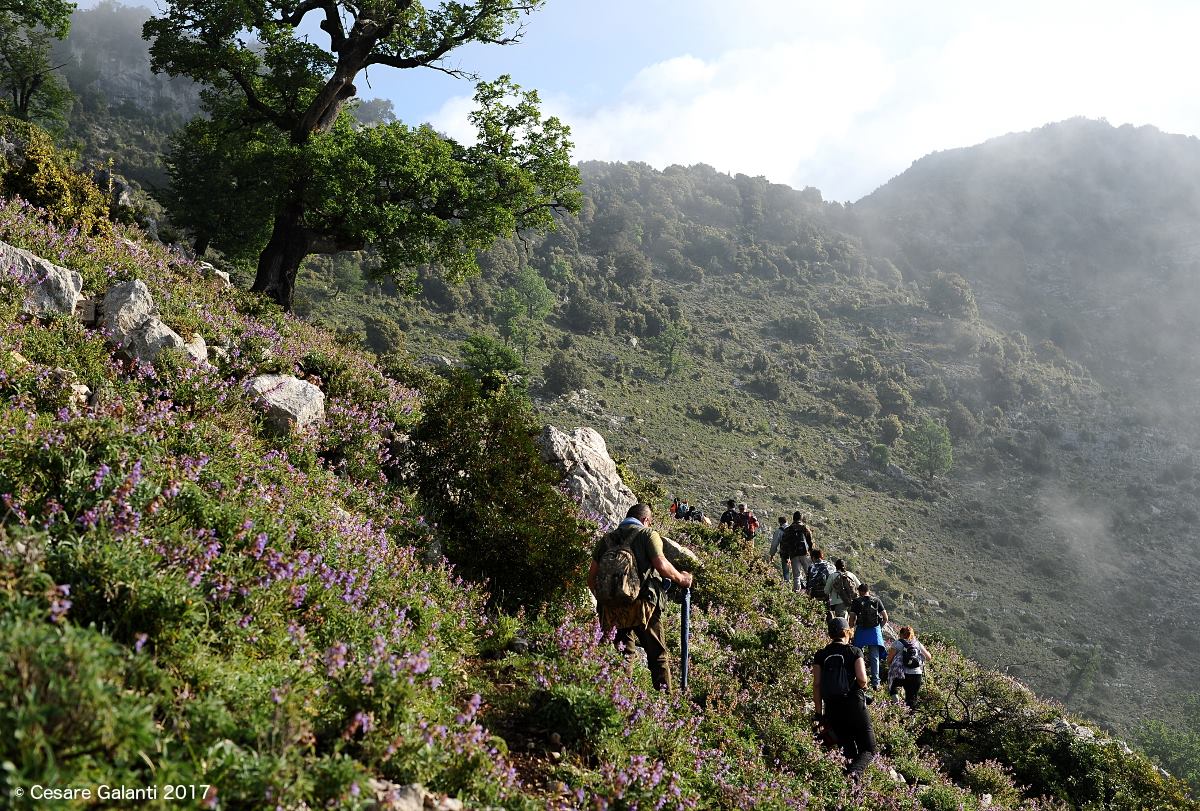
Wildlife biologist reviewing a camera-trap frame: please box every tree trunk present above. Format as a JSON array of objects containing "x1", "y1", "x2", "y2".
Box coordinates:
[{"x1": 251, "y1": 201, "x2": 312, "y2": 311}]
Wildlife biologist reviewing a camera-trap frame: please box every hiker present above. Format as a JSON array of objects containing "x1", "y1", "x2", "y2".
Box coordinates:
[
  {"x1": 718, "y1": 499, "x2": 737, "y2": 529},
  {"x1": 588, "y1": 503, "x2": 694, "y2": 692},
  {"x1": 812, "y1": 617, "x2": 877, "y2": 778},
  {"x1": 732, "y1": 502, "x2": 759, "y2": 542},
  {"x1": 675, "y1": 499, "x2": 692, "y2": 521},
  {"x1": 781, "y1": 511, "x2": 814, "y2": 592},
  {"x1": 849, "y1": 583, "x2": 889, "y2": 689},
  {"x1": 828, "y1": 559, "x2": 861, "y2": 620},
  {"x1": 767, "y1": 516, "x2": 790, "y2": 582},
  {"x1": 670, "y1": 497, "x2": 680, "y2": 518},
  {"x1": 806, "y1": 548, "x2": 836, "y2": 609},
  {"x1": 887, "y1": 625, "x2": 932, "y2": 708}
]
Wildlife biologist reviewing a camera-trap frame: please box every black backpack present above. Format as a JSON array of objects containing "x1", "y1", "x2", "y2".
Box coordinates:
[
  {"x1": 901, "y1": 639, "x2": 921, "y2": 669},
  {"x1": 854, "y1": 597, "x2": 881, "y2": 629},
  {"x1": 808, "y1": 561, "x2": 834, "y2": 600},
  {"x1": 820, "y1": 646, "x2": 853, "y2": 699}
]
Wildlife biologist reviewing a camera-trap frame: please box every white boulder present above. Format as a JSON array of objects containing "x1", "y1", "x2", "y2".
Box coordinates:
[
  {"x1": 101, "y1": 279, "x2": 158, "y2": 345},
  {"x1": 249, "y1": 374, "x2": 325, "y2": 431},
  {"x1": 4, "y1": 240, "x2": 84, "y2": 317},
  {"x1": 536, "y1": 425, "x2": 636, "y2": 527},
  {"x1": 126, "y1": 318, "x2": 187, "y2": 363},
  {"x1": 184, "y1": 334, "x2": 208, "y2": 363}
]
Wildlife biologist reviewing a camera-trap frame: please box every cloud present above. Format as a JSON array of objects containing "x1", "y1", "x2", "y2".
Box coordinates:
[{"x1": 428, "y1": 0, "x2": 1200, "y2": 201}]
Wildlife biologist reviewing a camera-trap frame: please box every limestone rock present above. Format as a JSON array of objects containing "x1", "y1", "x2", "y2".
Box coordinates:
[
  {"x1": 4, "y1": 240, "x2": 85, "y2": 317},
  {"x1": 536, "y1": 425, "x2": 635, "y2": 526},
  {"x1": 126, "y1": 318, "x2": 187, "y2": 363},
  {"x1": 197, "y1": 261, "x2": 232, "y2": 289},
  {"x1": 184, "y1": 334, "x2": 208, "y2": 363},
  {"x1": 101, "y1": 279, "x2": 158, "y2": 345},
  {"x1": 365, "y1": 779, "x2": 423, "y2": 811},
  {"x1": 661, "y1": 534, "x2": 700, "y2": 571},
  {"x1": 249, "y1": 374, "x2": 325, "y2": 431}
]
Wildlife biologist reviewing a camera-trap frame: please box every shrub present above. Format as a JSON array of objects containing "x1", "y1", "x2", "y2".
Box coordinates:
[
  {"x1": 880, "y1": 415, "x2": 904, "y2": 446},
  {"x1": 409, "y1": 371, "x2": 591, "y2": 612},
  {"x1": 877, "y1": 379, "x2": 913, "y2": 418},
  {"x1": 962, "y1": 758, "x2": 1024, "y2": 808},
  {"x1": 542, "y1": 350, "x2": 587, "y2": 396},
  {"x1": 947, "y1": 401, "x2": 981, "y2": 440},
  {"x1": 831, "y1": 381, "x2": 880, "y2": 418},
  {"x1": 0, "y1": 117, "x2": 112, "y2": 236},
  {"x1": 870, "y1": 444, "x2": 891, "y2": 468},
  {"x1": 927, "y1": 270, "x2": 978, "y2": 319},
  {"x1": 774, "y1": 310, "x2": 824, "y2": 345}
]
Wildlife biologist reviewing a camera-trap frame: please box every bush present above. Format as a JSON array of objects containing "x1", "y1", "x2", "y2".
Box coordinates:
[
  {"x1": 542, "y1": 350, "x2": 587, "y2": 396},
  {"x1": 0, "y1": 117, "x2": 112, "y2": 236},
  {"x1": 962, "y1": 759, "x2": 1023, "y2": 808},
  {"x1": 409, "y1": 372, "x2": 591, "y2": 612},
  {"x1": 927, "y1": 270, "x2": 978, "y2": 319},
  {"x1": 877, "y1": 379, "x2": 913, "y2": 418},
  {"x1": 947, "y1": 401, "x2": 981, "y2": 440},
  {"x1": 880, "y1": 415, "x2": 904, "y2": 446},
  {"x1": 870, "y1": 444, "x2": 891, "y2": 468},
  {"x1": 774, "y1": 310, "x2": 824, "y2": 345},
  {"x1": 831, "y1": 381, "x2": 880, "y2": 418}
]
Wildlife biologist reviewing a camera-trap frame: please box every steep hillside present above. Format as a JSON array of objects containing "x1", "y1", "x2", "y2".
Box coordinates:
[
  {"x1": 3, "y1": 136, "x2": 1196, "y2": 807},
  {"x1": 294, "y1": 144, "x2": 1200, "y2": 753}
]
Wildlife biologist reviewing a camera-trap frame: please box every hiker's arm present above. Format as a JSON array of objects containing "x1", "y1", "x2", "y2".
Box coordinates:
[
  {"x1": 880, "y1": 607, "x2": 889, "y2": 624},
  {"x1": 586, "y1": 559, "x2": 599, "y2": 595},
  {"x1": 886, "y1": 646, "x2": 896, "y2": 667},
  {"x1": 854, "y1": 657, "x2": 869, "y2": 689},
  {"x1": 651, "y1": 555, "x2": 693, "y2": 589},
  {"x1": 848, "y1": 611, "x2": 857, "y2": 628},
  {"x1": 811, "y1": 664, "x2": 822, "y2": 716}
]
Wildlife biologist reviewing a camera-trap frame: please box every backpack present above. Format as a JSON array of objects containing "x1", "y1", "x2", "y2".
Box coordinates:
[
  {"x1": 832, "y1": 572, "x2": 857, "y2": 606},
  {"x1": 594, "y1": 527, "x2": 644, "y2": 606},
  {"x1": 854, "y1": 597, "x2": 881, "y2": 629},
  {"x1": 900, "y1": 639, "x2": 921, "y2": 669},
  {"x1": 820, "y1": 646, "x2": 852, "y2": 699},
  {"x1": 747, "y1": 513, "x2": 759, "y2": 535},
  {"x1": 781, "y1": 524, "x2": 810, "y2": 557},
  {"x1": 808, "y1": 561, "x2": 834, "y2": 600}
]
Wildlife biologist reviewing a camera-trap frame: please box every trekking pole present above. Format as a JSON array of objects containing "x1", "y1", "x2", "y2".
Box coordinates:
[{"x1": 680, "y1": 586, "x2": 691, "y2": 691}]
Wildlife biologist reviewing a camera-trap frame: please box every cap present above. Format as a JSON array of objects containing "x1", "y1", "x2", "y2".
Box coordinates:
[{"x1": 828, "y1": 617, "x2": 850, "y2": 634}]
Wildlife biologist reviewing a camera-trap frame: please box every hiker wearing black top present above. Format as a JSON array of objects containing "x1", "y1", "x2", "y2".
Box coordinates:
[
  {"x1": 780, "y1": 511, "x2": 813, "y2": 593},
  {"x1": 812, "y1": 617, "x2": 877, "y2": 778},
  {"x1": 588, "y1": 504, "x2": 694, "y2": 691},
  {"x1": 767, "y1": 516, "x2": 790, "y2": 582},
  {"x1": 849, "y1": 583, "x2": 889, "y2": 690},
  {"x1": 718, "y1": 499, "x2": 737, "y2": 529}
]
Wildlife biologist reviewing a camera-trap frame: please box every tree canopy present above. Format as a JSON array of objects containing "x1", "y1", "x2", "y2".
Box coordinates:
[{"x1": 145, "y1": 0, "x2": 581, "y2": 310}]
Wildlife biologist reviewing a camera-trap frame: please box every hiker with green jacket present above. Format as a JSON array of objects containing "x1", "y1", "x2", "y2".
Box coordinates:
[{"x1": 588, "y1": 503, "x2": 693, "y2": 691}]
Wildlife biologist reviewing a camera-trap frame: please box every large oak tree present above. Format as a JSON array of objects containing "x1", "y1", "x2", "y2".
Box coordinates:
[{"x1": 144, "y1": 1, "x2": 580, "y2": 311}]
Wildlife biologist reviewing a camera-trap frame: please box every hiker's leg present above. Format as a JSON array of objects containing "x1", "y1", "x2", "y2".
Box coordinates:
[
  {"x1": 844, "y1": 698, "x2": 877, "y2": 777},
  {"x1": 613, "y1": 627, "x2": 638, "y2": 671},
  {"x1": 635, "y1": 608, "x2": 672, "y2": 692},
  {"x1": 864, "y1": 645, "x2": 881, "y2": 689},
  {"x1": 904, "y1": 673, "x2": 923, "y2": 708},
  {"x1": 830, "y1": 605, "x2": 849, "y2": 619},
  {"x1": 780, "y1": 556, "x2": 790, "y2": 582}
]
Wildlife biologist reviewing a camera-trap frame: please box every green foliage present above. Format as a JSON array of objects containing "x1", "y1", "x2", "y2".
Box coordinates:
[
  {"x1": 534, "y1": 684, "x2": 622, "y2": 749},
  {"x1": 146, "y1": 0, "x2": 581, "y2": 308},
  {"x1": 877, "y1": 378, "x2": 913, "y2": 418},
  {"x1": 832, "y1": 380, "x2": 880, "y2": 418},
  {"x1": 0, "y1": 0, "x2": 74, "y2": 38},
  {"x1": 409, "y1": 371, "x2": 591, "y2": 612},
  {"x1": 496, "y1": 265, "x2": 554, "y2": 362},
  {"x1": 962, "y1": 759, "x2": 1024, "y2": 808},
  {"x1": 927, "y1": 270, "x2": 979, "y2": 319},
  {"x1": 775, "y1": 310, "x2": 824, "y2": 345},
  {"x1": 0, "y1": 11, "x2": 73, "y2": 126},
  {"x1": 541, "y1": 350, "x2": 586, "y2": 396},
  {"x1": 881, "y1": 415, "x2": 904, "y2": 446},
  {"x1": 461, "y1": 333, "x2": 523, "y2": 381},
  {"x1": 870, "y1": 443, "x2": 891, "y2": 467},
  {"x1": 947, "y1": 401, "x2": 981, "y2": 440},
  {"x1": 647, "y1": 317, "x2": 689, "y2": 381},
  {"x1": 910, "y1": 417, "x2": 953, "y2": 481},
  {"x1": 0, "y1": 116, "x2": 109, "y2": 234},
  {"x1": 1137, "y1": 694, "x2": 1200, "y2": 793}
]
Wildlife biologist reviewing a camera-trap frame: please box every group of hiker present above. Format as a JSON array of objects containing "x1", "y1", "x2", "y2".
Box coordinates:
[{"x1": 589, "y1": 498, "x2": 932, "y2": 779}]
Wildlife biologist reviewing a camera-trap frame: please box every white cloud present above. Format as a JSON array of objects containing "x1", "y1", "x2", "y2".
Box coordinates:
[{"x1": 430, "y1": 0, "x2": 1200, "y2": 200}]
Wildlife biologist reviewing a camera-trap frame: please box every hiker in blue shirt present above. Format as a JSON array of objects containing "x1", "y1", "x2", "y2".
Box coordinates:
[{"x1": 849, "y1": 583, "x2": 889, "y2": 690}]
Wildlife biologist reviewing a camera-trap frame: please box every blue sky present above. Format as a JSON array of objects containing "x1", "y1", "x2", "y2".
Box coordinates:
[{"x1": 104, "y1": 0, "x2": 1200, "y2": 201}]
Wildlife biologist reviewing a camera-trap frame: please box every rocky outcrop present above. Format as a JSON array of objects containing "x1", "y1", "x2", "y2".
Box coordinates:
[
  {"x1": 249, "y1": 374, "x2": 325, "y2": 431},
  {"x1": 100, "y1": 278, "x2": 209, "y2": 364},
  {"x1": 5, "y1": 240, "x2": 85, "y2": 317},
  {"x1": 537, "y1": 425, "x2": 636, "y2": 526}
]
